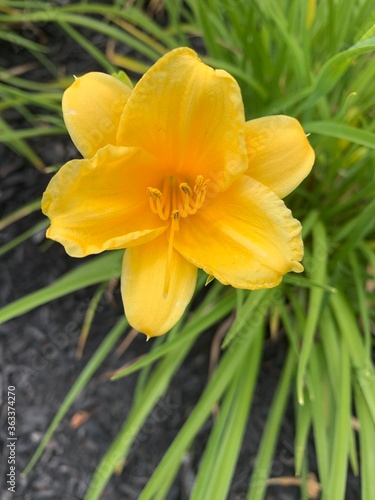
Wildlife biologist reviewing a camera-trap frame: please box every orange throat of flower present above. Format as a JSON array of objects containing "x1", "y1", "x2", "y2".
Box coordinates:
[{"x1": 147, "y1": 175, "x2": 210, "y2": 296}]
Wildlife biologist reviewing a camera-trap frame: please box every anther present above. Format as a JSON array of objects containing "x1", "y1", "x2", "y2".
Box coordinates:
[
  {"x1": 180, "y1": 183, "x2": 192, "y2": 195},
  {"x1": 178, "y1": 183, "x2": 193, "y2": 215},
  {"x1": 171, "y1": 209, "x2": 180, "y2": 229},
  {"x1": 194, "y1": 175, "x2": 205, "y2": 193},
  {"x1": 148, "y1": 187, "x2": 161, "y2": 197},
  {"x1": 172, "y1": 209, "x2": 180, "y2": 219}
]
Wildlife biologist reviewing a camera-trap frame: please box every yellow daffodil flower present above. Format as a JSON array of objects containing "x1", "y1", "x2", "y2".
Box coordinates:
[{"x1": 42, "y1": 47, "x2": 314, "y2": 337}]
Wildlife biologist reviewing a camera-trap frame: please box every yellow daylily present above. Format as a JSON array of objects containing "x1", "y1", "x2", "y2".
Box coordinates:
[{"x1": 42, "y1": 47, "x2": 314, "y2": 337}]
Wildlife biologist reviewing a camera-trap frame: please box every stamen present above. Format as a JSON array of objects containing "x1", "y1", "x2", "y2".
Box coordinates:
[
  {"x1": 179, "y1": 183, "x2": 193, "y2": 215},
  {"x1": 163, "y1": 210, "x2": 180, "y2": 297},
  {"x1": 196, "y1": 177, "x2": 210, "y2": 207},
  {"x1": 180, "y1": 183, "x2": 192, "y2": 196},
  {"x1": 194, "y1": 175, "x2": 205, "y2": 193},
  {"x1": 147, "y1": 187, "x2": 162, "y2": 198},
  {"x1": 171, "y1": 177, "x2": 178, "y2": 218},
  {"x1": 160, "y1": 176, "x2": 171, "y2": 215},
  {"x1": 147, "y1": 187, "x2": 161, "y2": 214},
  {"x1": 171, "y1": 209, "x2": 180, "y2": 227},
  {"x1": 185, "y1": 175, "x2": 210, "y2": 214},
  {"x1": 147, "y1": 187, "x2": 169, "y2": 220}
]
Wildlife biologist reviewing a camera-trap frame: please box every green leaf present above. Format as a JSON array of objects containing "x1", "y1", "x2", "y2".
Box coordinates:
[
  {"x1": 325, "y1": 343, "x2": 351, "y2": 499},
  {"x1": 221, "y1": 288, "x2": 274, "y2": 349},
  {"x1": 0, "y1": 220, "x2": 49, "y2": 257},
  {"x1": 191, "y1": 327, "x2": 263, "y2": 500},
  {"x1": 0, "y1": 251, "x2": 122, "y2": 324},
  {"x1": 246, "y1": 346, "x2": 297, "y2": 500},
  {"x1": 22, "y1": 316, "x2": 128, "y2": 476},
  {"x1": 330, "y1": 292, "x2": 375, "y2": 424},
  {"x1": 308, "y1": 346, "x2": 330, "y2": 492},
  {"x1": 137, "y1": 321, "x2": 263, "y2": 500},
  {"x1": 86, "y1": 325, "x2": 198, "y2": 500},
  {"x1": 113, "y1": 70, "x2": 134, "y2": 89},
  {"x1": 295, "y1": 396, "x2": 312, "y2": 475},
  {"x1": 354, "y1": 384, "x2": 375, "y2": 500},
  {"x1": 299, "y1": 36, "x2": 375, "y2": 111},
  {"x1": 297, "y1": 222, "x2": 328, "y2": 405},
  {"x1": 304, "y1": 121, "x2": 375, "y2": 149},
  {"x1": 111, "y1": 288, "x2": 235, "y2": 380}
]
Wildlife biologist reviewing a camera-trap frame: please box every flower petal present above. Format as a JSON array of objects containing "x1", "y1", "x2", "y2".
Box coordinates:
[
  {"x1": 121, "y1": 236, "x2": 197, "y2": 337},
  {"x1": 116, "y1": 47, "x2": 248, "y2": 188},
  {"x1": 174, "y1": 175, "x2": 304, "y2": 289},
  {"x1": 63, "y1": 72, "x2": 132, "y2": 158},
  {"x1": 245, "y1": 115, "x2": 315, "y2": 198},
  {"x1": 42, "y1": 145, "x2": 167, "y2": 257}
]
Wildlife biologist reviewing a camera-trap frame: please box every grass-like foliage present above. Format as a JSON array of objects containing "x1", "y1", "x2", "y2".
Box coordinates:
[{"x1": 1, "y1": 0, "x2": 375, "y2": 498}]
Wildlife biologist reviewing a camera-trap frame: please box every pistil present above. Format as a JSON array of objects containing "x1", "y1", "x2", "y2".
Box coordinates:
[
  {"x1": 163, "y1": 210, "x2": 180, "y2": 296},
  {"x1": 147, "y1": 175, "x2": 210, "y2": 296}
]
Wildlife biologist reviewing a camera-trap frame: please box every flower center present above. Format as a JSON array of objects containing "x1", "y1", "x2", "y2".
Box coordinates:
[
  {"x1": 147, "y1": 175, "x2": 210, "y2": 296},
  {"x1": 147, "y1": 175, "x2": 210, "y2": 221}
]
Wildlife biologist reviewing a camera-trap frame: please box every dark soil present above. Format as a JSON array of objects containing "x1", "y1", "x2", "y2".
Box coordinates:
[{"x1": 0, "y1": 11, "x2": 360, "y2": 500}]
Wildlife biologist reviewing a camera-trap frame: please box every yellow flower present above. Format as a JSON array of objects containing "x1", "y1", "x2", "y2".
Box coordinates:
[{"x1": 42, "y1": 47, "x2": 314, "y2": 337}]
